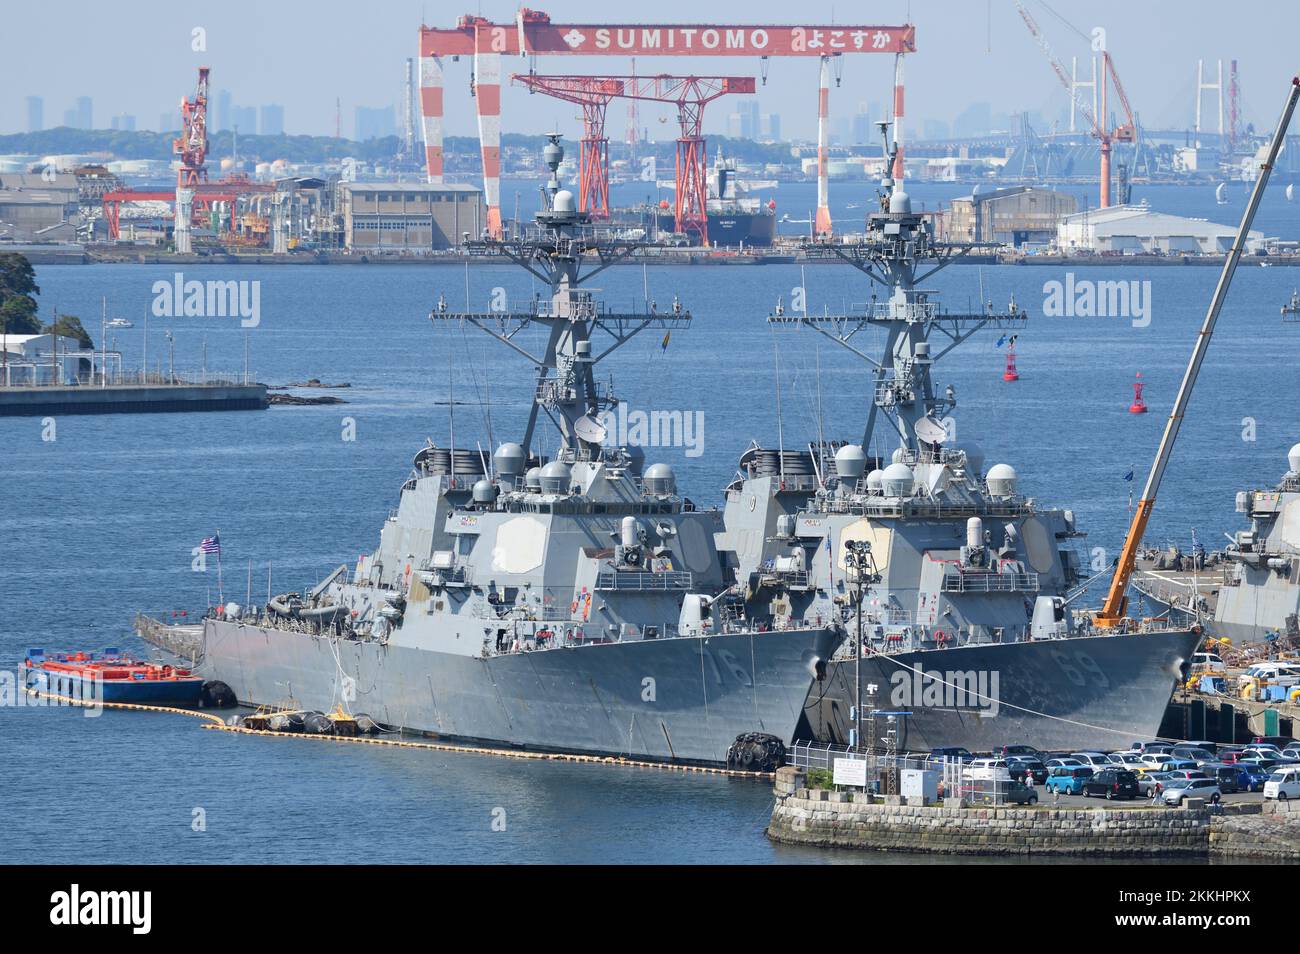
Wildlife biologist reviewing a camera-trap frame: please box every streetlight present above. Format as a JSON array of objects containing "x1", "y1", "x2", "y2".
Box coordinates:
[{"x1": 164, "y1": 330, "x2": 174, "y2": 384}]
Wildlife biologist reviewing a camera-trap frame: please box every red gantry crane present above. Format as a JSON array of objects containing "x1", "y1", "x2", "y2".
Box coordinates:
[
  {"x1": 1016, "y1": 2, "x2": 1136, "y2": 208},
  {"x1": 418, "y1": 11, "x2": 916, "y2": 237},
  {"x1": 513, "y1": 74, "x2": 754, "y2": 243}
]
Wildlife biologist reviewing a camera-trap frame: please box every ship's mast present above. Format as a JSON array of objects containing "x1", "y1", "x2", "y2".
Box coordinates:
[
  {"x1": 431, "y1": 134, "x2": 690, "y2": 462},
  {"x1": 771, "y1": 122, "x2": 1025, "y2": 459}
]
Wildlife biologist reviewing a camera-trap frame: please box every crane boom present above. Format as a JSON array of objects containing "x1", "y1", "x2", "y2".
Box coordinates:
[{"x1": 1095, "y1": 76, "x2": 1300, "y2": 628}]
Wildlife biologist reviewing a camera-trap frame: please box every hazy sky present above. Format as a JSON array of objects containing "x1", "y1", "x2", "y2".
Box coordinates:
[{"x1": 4, "y1": 1, "x2": 1296, "y2": 140}]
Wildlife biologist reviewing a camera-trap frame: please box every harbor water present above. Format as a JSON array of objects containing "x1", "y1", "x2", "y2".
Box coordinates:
[{"x1": 3, "y1": 183, "x2": 1298, "y2": 863}]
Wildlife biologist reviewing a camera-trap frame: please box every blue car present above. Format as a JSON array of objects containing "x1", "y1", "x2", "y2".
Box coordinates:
[
  {"x1": 1046, "y1": 766, "x2": 1094, "y2": 795},
  {"x1": 1237, "y1": 764, "x2": 1269, "y2": 793}
]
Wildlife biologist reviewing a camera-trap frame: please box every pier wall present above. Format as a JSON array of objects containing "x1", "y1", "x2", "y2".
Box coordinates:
[
  {"x1": 0, "y1": 383, "x2": 268, "y2": 416},
  {"x1": 767, "y1": 768, "x2": 1300, "y2": 859}
]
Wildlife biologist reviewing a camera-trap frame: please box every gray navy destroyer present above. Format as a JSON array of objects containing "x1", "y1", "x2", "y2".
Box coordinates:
[
  {"x1": 173, "y1": 137, "x2": 840, "y2": 765},
  {"x1": 715, "y1": 126, "x2": 1202, "y2": 753}
]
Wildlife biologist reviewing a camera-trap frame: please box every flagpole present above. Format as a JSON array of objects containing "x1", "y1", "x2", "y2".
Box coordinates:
[{"x1": 216, "y1": 529, "x2": 224, "y2": 606}]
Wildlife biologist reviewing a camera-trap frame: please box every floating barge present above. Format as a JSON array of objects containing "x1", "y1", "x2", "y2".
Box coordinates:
[
  {"x1": 21, "y1": 649, "x2": 205, "y2": 705},
  {"x1": 0, "y1": 382, "x2": 268, "y2": 416}
]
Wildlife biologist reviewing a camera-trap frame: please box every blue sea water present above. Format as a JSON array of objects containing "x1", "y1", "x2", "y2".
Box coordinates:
[{"x1": 2, "y1": 183, "x2": 1298, "y2": 864}]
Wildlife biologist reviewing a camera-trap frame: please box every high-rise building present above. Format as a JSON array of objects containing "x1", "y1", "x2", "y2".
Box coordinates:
[
  {"x1": 110, "y1": 114, "x2": 137, "y2": 131},
  {"x1": 260, "y1": 104, "x2": 285, "y2": 136},
  {"x1": 74, "y1": 96, "x2": 93, "y2": 129},
  {"x1": 26, "y1": 96, "x2": 43, "y2": 132},
  {"x1": 159, "y1": 111, "x2": 176, "y2": 134},
  {"x1": 354, "y1": 105, "x2": 396, "y2": 141},
  {"x1": 215, "y1": 89, "x2": 231, "y2": 132},
  {"x1": 851, "y1": 104, "x2": 871, "y2": 145},
  {"x1": 764, "y1": 113, "x2": 781, "y2": 142}
]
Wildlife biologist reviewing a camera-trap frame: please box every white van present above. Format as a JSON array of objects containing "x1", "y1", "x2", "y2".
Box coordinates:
[
  {"x1": 1244, "y1": 662, "x2": 1300, "y2": 687},
  {"x1": 962, "y1": 758, "x2": 1011, "y2": 781},
  {"x1": 1264, "y1": 766, "x2": 1300, "y2": 801},
  {"x1": 1191, "y1": 652, "x2": 1226, "y2": 675}
]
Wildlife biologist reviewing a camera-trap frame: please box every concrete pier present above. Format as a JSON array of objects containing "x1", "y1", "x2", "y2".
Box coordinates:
[
  {"x1": 0, "y1": 382, "x2": 267, "y2": 416},
  {"x1": 767, "y1": 767, "x2": 1300, "y2": 860}
]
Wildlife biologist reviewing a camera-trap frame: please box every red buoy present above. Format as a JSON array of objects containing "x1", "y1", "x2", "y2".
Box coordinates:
[
  {"x1": 1003, "y1": 346, "x2": 1019, "y2": 381},
  {"x1": 1130, "y1": 372, "x2": 1148, "y2": 413}
]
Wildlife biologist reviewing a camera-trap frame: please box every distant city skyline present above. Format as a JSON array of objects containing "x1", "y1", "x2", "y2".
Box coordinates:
[{"x1": 3, "y1": 1, "x2": 1290, "y2": 143}]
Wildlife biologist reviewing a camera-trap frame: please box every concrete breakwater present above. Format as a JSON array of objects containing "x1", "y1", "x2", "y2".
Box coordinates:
[
  {"x1": 0, "y1": 382, "x2": 267, "y2": 416},
  {"x1": 767, "y1": 768, "x2": 1300, "y2": 860}
]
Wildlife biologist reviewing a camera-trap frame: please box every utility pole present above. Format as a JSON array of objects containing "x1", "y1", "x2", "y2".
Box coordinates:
[{"x1": 165, "y1": 329, "x2": 174, "y2": 383}]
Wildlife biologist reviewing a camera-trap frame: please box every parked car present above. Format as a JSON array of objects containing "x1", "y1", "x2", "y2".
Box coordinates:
[
  {"x1": 930, "y1": 746, "x2": 975, "y2": 763},
  {"x1": 1082, "y1": 769, "x2": 1140, "y2": 800},
  {"x1": 1218, "y1": 749, "x2": 1248, "y2": 764},
  {"x1": 1045, "y1": 766, "x2": 1094, "y2": 795},
  {"x1": 993, "y1": 744, "x2": 1042, "y2": 759},
  {"x1": 1137, "y1": 771, "x2": 1172, "y2": 796},
  {"x1": 1045, "y1": 757, "x2": 1083, "y2": 769},
  {"x1": 1161, "y1": 778, "x2": 1222, "y2": 806},
  {"x1": 1163, "y1": 769, "x2": 1211, "y2": 784},
  {"x1": 1205, "y1": 764, "x2": 1241, "y2": 794},
  {"x1": 1130, "y1": 741, "x2": 1176, "y2": 755},
  {"x1": 1264, "y1": 766, "x2": 1300, "y2": 801},
  {"x1": 1236, "y1": 764, "x2": 1270, "y2": 793},
  {"x1": 1139, "y1": 753, "x2": 1176, "y2": 770},
  {"x1": 963, "y1": 758, "x2": 1012, "y2": 781},
  {"x1": 1070, "y1": 752, "x2": 1114, "y2": 773},
  {"x1": 1165, "y1": 758, "x2": 1202, "y2": 772},
  {"x1": 1171, "y1": 746, "x2": 1217, "y2": 765},
  {"x1": 1250, "y1": 735, "x2": 1294, "y2": 750},
  {"x1": 1243, "y1": 743, "x2": 1283, "y2": 757},
  {"x1": 1005, "y1": 756, "x2": 1048, "y2": 785},
  {"x1": 1106, "y1": 752, "x2": 1147, "y2": 769},
  {"x1": 1190, "y1": 652, "x2": 1227, "y2": 675}
]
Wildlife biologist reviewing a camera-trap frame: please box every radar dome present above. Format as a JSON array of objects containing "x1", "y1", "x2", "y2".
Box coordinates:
[
  {"x1": 493, "y1": 442, "x2": 526, "y2": 478},
  {"x1": 888, "y1": 190, "x2": 912, "y2": 214},
  {"x1": 834, "y1": 444, "x2": 868, "y2": 481},
  {"x1": 524, "y1": 466, "x2": 543, "y2": 491},
  {"x1": 986, "y1": 463, "x2": 1018, "y2": 497},
  {"x1": 866, "y1": 469, "x2": 885, "y2": 494},
  {"x1": 881, "y1": 462, "x2": 914, "y2": 497},
  {"x1": 539, "y1": 461, "x2": 571, "y2": 494},
  {"x1": 553, "y1": 189, "x2": 577, "y2": 213},
  {"x1": 1288, "y1": 443, "x2": 1300, "y2": 474},
  {"x1": 643, "y1": 462, "x2": 676, "y2": 496},
  {"x1": 543, "y1": 140, "x2": 563, "y2": 167},
  {"x1": 472, "y1": 479, "x2": 497, "y2": 504},
  {"x1": 891, "y1": 447, "x2": 908, "y2": 464}
]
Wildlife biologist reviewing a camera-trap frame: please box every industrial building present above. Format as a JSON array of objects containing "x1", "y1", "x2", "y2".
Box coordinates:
[
  {"x1": 942, "y1": 186, "x2": 1078, "y2": 247},
  {"x1": 1055, "y1": 205, "x2": 1266, "y2": 255},
  {"x1": 0, "y1": 172, "x2": 81, "y2": 242},
  {"x1": 338, "y1": 183, "x2": 485, "y2": 251},
  {"x1": 0, "y1": 334, "x2": 96, "y2": 386}
]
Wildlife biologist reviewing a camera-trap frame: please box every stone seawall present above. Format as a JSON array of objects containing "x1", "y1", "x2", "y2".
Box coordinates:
[
  {"x1": 767, "y1": 768, "x2": 1300, "y2": 860},
  {"x1": 0, "y1": 383, "x2": 268, "y2": 416}
]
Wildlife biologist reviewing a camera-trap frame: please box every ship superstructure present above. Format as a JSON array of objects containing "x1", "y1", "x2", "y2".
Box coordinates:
[
  {"x1": 716, "y1": 125, "x2": 1200, "y2": 753},
  {"x1": 187, "y1": 137, "x2": 840, "y2": 765}
]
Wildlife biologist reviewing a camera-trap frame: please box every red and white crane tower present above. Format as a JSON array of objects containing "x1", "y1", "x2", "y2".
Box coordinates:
[
  {"x1": 513, "y1": 73, "x2": 754, "y2": 243},
  {"x1": 418, "y1": 12, "x2": 916, "y2": 238},
  {"x1": 1016, "y1": 3, "x2": 1136, "y2": 208},
  {"x1": 175, "y1": 66, "x2": 210, "y2": 189}
]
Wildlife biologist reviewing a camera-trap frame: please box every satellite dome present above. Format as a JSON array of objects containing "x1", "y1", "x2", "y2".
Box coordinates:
[
  {"x1": 539, "y1": 461, "x2": 571, "y2": 494},
  {"x1": 986, "y1": 463, "x2": 1018, "y2": 497},
  {"x1": 553, "y1": 189, "x2": 577, "y2": 213},
  {"x1": 524, "y1": 466, "x2": 543, "y2": 491},
  {"x1": 1288, "y1": 443, "x2": 1300, "y2": 474},
  {"x1": 866, "y1": 469, "x2": 885, "y2": 494},
  {"x1": 888, "y1": 189, "x2": 912, "y2": 214},
  {"x1": 643, "y1": 462, "x2": 677, "y2": 496},
  {"x1": 881, "y1": 462, "x2": 914, "y2": 497},
  {"x1": 834, "y1": 444, "x2": 868, "y2": 481},
  {"x1": 891, "y1": 447, "x2": 908, "y2": 464},
  {"x1": 493, "y1": 442, "x2": 526, "y2": 478},
  {"x1": 471, "y1": 479, "x2": 497, "y2": 504}
]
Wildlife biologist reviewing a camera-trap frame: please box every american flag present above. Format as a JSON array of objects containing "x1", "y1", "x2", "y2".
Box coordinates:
[{"x1": 200, "y1": 534, "x2": 221, "y2": 554}]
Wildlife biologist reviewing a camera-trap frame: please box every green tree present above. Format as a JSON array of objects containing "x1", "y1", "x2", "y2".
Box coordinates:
[
  {"x1": 0, "y1": 252, "x2": 42, "y2": 336},
  {"x1": 44, "y1": 314, "x2": 94, "y2": 350}
]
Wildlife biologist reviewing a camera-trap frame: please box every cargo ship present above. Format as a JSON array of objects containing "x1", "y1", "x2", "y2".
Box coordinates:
[{"x1": 649, "y1": 149, "x2": 777, "y2": 247}]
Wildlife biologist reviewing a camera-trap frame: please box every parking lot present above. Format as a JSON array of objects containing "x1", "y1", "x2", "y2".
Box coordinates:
[{"x1": 1022, "y1": 787, "x2": 1267, "y2": 810}]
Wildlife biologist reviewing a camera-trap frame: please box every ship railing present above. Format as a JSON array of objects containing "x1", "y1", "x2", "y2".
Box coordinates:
[
  {"x1": 594, "y1": 570, "x2": 694, "y2": 591},
  {"x1": 820, "y1": 498, "x2": 1029, "y2": 519},
  {"x1": 940, "y1": 571, "x2": 1039, "y2": 593}
]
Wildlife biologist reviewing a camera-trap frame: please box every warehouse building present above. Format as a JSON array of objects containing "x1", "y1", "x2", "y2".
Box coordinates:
[
  {"x1": 339, "y1": 183, "x2": 485, "y2": 251},
  {"x1": 1056, "y1": 205, "x2": 1265, "y2": 255},
  {"x1": 0, "y1": 171, "x2": 81, "y2": 242},
  {"x1": 942, "y1": 185, "x2": 1077, "y2": 247}
]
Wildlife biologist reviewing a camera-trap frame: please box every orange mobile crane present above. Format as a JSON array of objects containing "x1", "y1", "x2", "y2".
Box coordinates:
[{"x1": 1093, "y1": 77, "x2": 1300, "y2": 629}]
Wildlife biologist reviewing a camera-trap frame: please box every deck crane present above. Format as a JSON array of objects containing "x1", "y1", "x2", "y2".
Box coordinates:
[
  {"x1": 1015, "y1": 2, "x2": 1136, "y2": 207},
  {"x1": 1094, "y1": 76, "x2": 1300, "y2": 629}
]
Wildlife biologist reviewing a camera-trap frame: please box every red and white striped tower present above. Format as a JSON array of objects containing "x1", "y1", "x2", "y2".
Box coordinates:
[
  {"x1": 891, "y1": 53, "x2": 905, "y2": 182},
  {"x1": 418, "y1": 53, "x2": 444, "y2": 182},
  {"x1": 473, "y1": 33, "x2": 504, "y2": 237},
  {"x1": 814, "y1": 55, "x2": 832, "y2": 237}
]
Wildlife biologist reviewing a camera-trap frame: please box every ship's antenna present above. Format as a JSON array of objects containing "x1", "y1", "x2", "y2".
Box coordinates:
[
  {"x1": 773, "y1": 330, "x2": 785, "y2": 481},
  {"x1": 815, "y1": 341, "x2": 826, "y2": 486}
]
